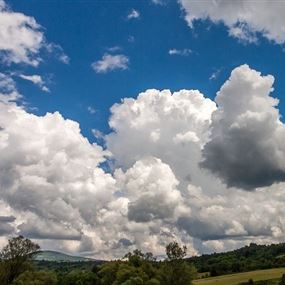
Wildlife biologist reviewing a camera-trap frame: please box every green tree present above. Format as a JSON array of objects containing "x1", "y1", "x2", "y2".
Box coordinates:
[
  {"x1": 60, "y1": 269, "x2": 99, "y2": 285},
  {"x1": 121, "y1": 276, "x2": 143, "y2": 285},
  {"x1": 165, "y1": 241, "x2": 187, "y2": 261},
  {"x1": 12, "y1": 270, "x2": 57, "y2": 285},
  {"x1": 160, "y1": 241, "x2": 197, "y2": 285},
  {"x1": 145, "y1": 278, "x2": 160, "y2": 285},
  {"x1": 0, "y1": 236, "x2": 40, "y2": 285},
  {"x1": 98, "y1": 261, "x2": 120, "y2": 285}
]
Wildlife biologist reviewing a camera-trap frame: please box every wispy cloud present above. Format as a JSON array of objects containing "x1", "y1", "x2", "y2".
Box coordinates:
[
  {"x1": 151, "y1": 0, "x2": 166, "y2": 5},
  {"x1": 19, "y1": 74, "x2": 50, "y2": 92},
  {"x1": 46, "y1": 43, "x2": 70, "y2": 64},
  {"x1": 106, "y1": 46, "x2": 121, "y2": 53},
  {"x1": 127, "y1": 9, "x2": 140, "y2": 20},
  {"x1": 168, "y1": 48, "x2": 192, "y2": 56},
  {"x1": 209, "y1": 69, "x2": 222, "y2": 80},
  {"x1": 91, "y1": 54, "x2": 129, "y2": 74},
  {"x1": 87, "y1": 106, "x2": 96, "y2": 114}
]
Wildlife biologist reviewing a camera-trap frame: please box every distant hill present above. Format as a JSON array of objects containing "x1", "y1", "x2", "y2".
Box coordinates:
[
  {"x1": 187, "y1": 242, "x2": 285, "y2": 276},
  {"x1": 33, "y1": 250, "x2": 95, "y2": 262}
]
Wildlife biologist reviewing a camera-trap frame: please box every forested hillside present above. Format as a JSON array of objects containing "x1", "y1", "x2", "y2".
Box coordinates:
[{"x1": 188, "y1": 243, "x2": 285, "y2": 276}]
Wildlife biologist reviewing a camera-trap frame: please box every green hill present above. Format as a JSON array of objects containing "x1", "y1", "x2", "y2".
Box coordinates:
[{"x1": 33, "y1": 250, "x2": 95, "y2": 262}]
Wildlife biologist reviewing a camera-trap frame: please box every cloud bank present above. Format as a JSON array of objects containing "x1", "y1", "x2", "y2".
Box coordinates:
[
  {"x1": 1, "y1": 3, "x2": 285, "y2": 257},
  {"x1": 3, "y1": 64, "x2": 285, "y2": 258}
]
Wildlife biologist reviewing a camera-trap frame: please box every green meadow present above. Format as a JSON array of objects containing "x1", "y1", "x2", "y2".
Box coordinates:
[{"x1": 193, "y1": 268, "x2": 285, "y2": 285}]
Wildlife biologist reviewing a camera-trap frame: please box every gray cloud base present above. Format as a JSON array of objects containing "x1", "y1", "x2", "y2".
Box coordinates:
[{"x1": 201, "y1": 65, "x2": 285, "y2": 190}]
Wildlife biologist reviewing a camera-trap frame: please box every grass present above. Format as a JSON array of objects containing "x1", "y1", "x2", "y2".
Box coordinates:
[{"x1": 193, "y1": 267, "x2": 285, "y2": 285}]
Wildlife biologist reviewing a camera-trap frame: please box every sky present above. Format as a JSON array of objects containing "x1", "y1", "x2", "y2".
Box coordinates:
[{"x1": 2, "y1": 0, "x2": 285, "y2": 259}]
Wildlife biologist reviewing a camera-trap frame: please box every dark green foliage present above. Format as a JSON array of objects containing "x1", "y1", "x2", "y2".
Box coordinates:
[
  {"x1": 12, "y1": 270, "x2": 57, "y2": 285},
  {"x1": 0, "y1": 236, "x2": 40, "y2": 285},
  {"x1": 188, "y1": 242, "x2": 285, "y2": 276},
  {"x1": 58, "y1": 269, "x2": 99, "y2": 285},
  {"x1": 165, "y1": 241, "x2": 187, "y2": 260},
  {"x1": 159, "y1": 242, "x2": 197, "y2": 285}
]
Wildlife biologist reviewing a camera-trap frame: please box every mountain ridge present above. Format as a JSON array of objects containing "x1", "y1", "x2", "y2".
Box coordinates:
[{"x1": 33, "y1": 250, "x2": 97, "y2": 262}]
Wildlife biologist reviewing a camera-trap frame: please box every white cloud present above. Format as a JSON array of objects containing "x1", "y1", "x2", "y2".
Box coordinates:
[
  {"x1": 105, "y1": 72, "x2": 285, "y2": 255},
  {"x1": 179, "y1": 0, "x2": 285, "y2": 44},
  {"x1": 3, "y1": 62, "x2": 285, "y2": 258},
  {"x1": 0, "y1": 73, "x2": 21, "y2": 103},
  {"x1": 127, "y1": 9, "x2": 140, "y2": 20},
  {"x1": 0, "y1": 1, "x2": 69, "y2": 66},
  {"x1": 201, "y1": 64, "x2": 285, "y2": 190},
  {"x1": 169, "y1": 48, "x2": 192, "y2": 56},
  {"x1": 0, "y1": 1, "x2": 44, "y2": 66},
  {"x1": 91, "y1": 54, "x2": 129, "y2": 74},
  {"x1": 115, "y1": 157, "x2": 185, "y2": 223},
  {"x1": 19, "y1": 74, "x2": 49, "y2": 92}
]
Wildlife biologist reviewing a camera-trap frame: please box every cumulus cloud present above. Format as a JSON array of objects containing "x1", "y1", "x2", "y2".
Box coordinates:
[
  {"x1": 115, "y1": 157, "x2": 185, "y2": 223},
  {"x1": 104, "y1": 75, "x2": 285, "y2": 255},
  {"x1": 0, "y1": 1, "x2": 69, "y2": 66},
  {"x1": 19, "y1": 74, "x2": 49, "y2": 92},
  {"x1": 3, "y1": 61, "x2": 285, "y2": 258},
  {"x1": 0, "y1": 1, "x2": 44, "y2": 65},
  {"x1": 106, "y1": 88, "x2": 216, "y2": 191},
  {"x1": 91, "y1": 54, "x2": 129, "y2": 73},
  {"x1": 179, "y1": 0, "x2": 285, "y2": 44},
  {"x1": 201, "y1": 64, "x2": 285, "y2": 190},
  {"x1": 0, "y1": 87, "x2": 120, "y2": 256}
]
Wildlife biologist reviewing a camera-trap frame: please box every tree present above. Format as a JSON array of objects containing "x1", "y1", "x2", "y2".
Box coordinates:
[
  {"x1": 121, "y1": 277, "x2": 143, "y2": 285},
  {"x1": 12, "y1": 270, "x2": 57, "y2": 285},
  {"x1": 60, "y1": 269, "x2": 99, "y2": 285},
  {"x1": 160, "y1": 241, "x2": 197, "y2": 285},
  {"x1": 0, "y1": 236, "x2": 40, "y2": 285},
  {"x1": 165, "y1": 241, "x2": 187, "y2": 261}
]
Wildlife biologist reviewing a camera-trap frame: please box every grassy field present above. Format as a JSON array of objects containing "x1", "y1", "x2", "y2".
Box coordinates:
[{"x1": 193, "y1": 268, "x2": 285, "y2": 285}]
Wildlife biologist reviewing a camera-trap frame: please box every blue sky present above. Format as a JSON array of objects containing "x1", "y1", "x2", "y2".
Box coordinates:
[
  {"x1": 6, "y1": 0, "x2": 285, "y2": 141},
  {"x1": 3, "y1": 0, "x2": 285, "y2": 258}
]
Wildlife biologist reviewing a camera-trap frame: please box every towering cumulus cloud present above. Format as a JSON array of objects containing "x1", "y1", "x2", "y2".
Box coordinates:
[
  {"x1": 106, "y1": 89, "x2": 216, "y2": 188},
  {"x1": 201, "y1": 65, "x2": 285, "y2": 190}
]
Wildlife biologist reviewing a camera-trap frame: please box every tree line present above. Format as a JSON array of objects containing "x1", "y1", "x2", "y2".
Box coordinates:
[
  {"x1": 0, "y1": 236, "x2": 197, "y2": 285},
  {"x1": 188, "y1": 242, "x2": 285, "y2": 276}
]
